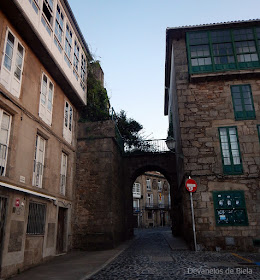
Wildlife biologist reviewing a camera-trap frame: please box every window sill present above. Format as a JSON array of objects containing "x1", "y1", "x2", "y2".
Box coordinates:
[{"x1": 190, "y1": 68, "x2": 260, "y2": 83}]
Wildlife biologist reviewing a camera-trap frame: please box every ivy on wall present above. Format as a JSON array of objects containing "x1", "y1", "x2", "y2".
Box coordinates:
[{"x1": 80, "y1": 61, "x2": 110, "y2": 122}]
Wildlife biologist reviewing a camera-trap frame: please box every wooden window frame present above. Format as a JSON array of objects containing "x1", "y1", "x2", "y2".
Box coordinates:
[
  {"x1": 54, "y1": 3, "x2": 64, "y2": 53},
  {"x1": 257, "y1": 125, "x2": 260, "y2": 142},
  {"x1": 63, "y1": 100, "x2": 73, "y2": 144},
  {"x1": 0, "y1": 109, "x2": 12, "y2": 177},
  {"x1": 218, "y1": 126, "x2": 243, "y2": 175},
  {"x1": 39, "y1": 72, "x2": 54, "y2": 126},
  {"x1": 32, "y1": 134, "x2": 46, "y2": 188},
  {"x1": 186, "y1": 27, "x2": 260, "y2": 74},
  {"x1": 60, "y1": 152, "x2": 67, "y2": 196},
  {"x1": 231, "y1": 84, "x2": 256, "y2": 120}
]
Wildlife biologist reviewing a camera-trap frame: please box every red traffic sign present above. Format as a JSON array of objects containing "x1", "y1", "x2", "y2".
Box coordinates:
[
  {"x1": 186, "y1": 178, "x2": 197, "y2": 192},
  {"x1": 15, "y1": 198, "x2": 20, "y2": 207}
]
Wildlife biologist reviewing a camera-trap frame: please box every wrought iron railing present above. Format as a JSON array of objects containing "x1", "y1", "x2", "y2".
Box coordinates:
[
  {"x1": 109, "y1": 107, "x2": 172, "y2": 154},
  {"x1": 110, "y1": 107, "x2": 124, "y2": 151},
  {"x1": 124, "y1": 139, "x2": 171, "y2": 154},
  {"x1": 145, "y1": 203, "x2": 170, "y2": 210}
]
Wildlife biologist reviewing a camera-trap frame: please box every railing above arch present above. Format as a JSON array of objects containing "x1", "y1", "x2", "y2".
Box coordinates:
[{"x1": 124, "y1": 139, "x2": 172, "y2": 154}]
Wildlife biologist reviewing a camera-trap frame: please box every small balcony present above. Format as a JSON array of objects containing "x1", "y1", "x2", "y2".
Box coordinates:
[{"x1": 145, "y1": 203, "x2": 170, "y2": 210}]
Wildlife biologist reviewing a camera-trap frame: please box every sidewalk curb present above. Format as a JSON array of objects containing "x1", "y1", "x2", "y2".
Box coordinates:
[{"x1": 81, "y1": 238, "x2": 136, "y2": 280}]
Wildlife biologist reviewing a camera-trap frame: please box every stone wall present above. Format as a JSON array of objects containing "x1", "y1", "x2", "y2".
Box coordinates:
[
  {"x1": 171, "y1": 37, "x2": 260, "y2": 252},
  {"x1": 73, "y1": 121, "x2": 126, "y2": 250}
]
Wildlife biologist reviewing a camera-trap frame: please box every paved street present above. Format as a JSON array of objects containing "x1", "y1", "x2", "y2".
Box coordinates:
[{"x1": 89, "y1": 228, "x2": 260, "y2": 280}]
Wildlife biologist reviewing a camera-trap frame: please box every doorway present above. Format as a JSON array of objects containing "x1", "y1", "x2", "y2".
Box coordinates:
[
  {"x1": 56, "y1": 207, "x2": 67, "y2": 254},
  {"x1": 0, "y1": 196, "x2": 7, "y2": 273}
]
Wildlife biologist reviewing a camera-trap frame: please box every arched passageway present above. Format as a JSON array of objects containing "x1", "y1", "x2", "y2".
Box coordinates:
[
  {"x1": 74, "y1": 121, "x2": 183, "y2": 250},
  {"x1": 123, "y1": 152, "x2": 183, "y2": 238},
  {"x1": 132, "y1": 170, "x2": 171, "y2": 228}
]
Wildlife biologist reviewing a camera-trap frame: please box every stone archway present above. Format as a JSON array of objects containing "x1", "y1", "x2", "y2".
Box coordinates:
[
  {"x1": 74, "y1": 121, "x2": 183, "y2": 250},
  {"x1": 122, "y1": 152, "x2": 183, "y2": 239}
]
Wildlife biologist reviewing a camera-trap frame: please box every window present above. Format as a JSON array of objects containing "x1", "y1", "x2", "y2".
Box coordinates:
[
  {"x1": 219, "y1": 127, "x2": 243, "y2": 174},
  {"x1": 32, "y1": 135, "x2": 46, "y2": 188},
  {"x1": 133, "y1": 199, "x2": 139, "y2": 212},
  {"x1": 231, "y1": 85, "x2": 255, "y2": 120},
  {"x1": 146, "y1": 193, "x2": 153, "y2": 207},
  {"x1": 60, "y1": 152, "x2": 67, "y2": 195},
  {"x1": 234, "y1": 29, "x2": 258, "y2": 68},
  {"x1": 28, "y1": 0, "x2": 40, "y2": 14},
  {"x1": 73, "y1": 41, "x2": 80, "y2": 80},
  {"x1": 133, "y1": 183, "x2": 141, "y2": 196},
  {"x1": 213, "y1": 191, "x2": 248, "y2": 226},
  {"x1": 146, "y1": 179, "x2": 151, "y2": 191},
  {"x1": 0, "y1": 109, "x2": 11, "y2": 176},
  {"x1": 39, "y1": 73, "x2": 54, "y2": 126},
  {"x1": 41, "y1": 0, "x2": 53, "y2": 36},
  {"x1": 27, "y1": 202, "x2": 46, "y2": 234},
  {"x1": 158, "y1": 180, "x2": 162, "y2": 191},
  {"x1": 63, "y1": 101, "x2": 73, "y2": 144},
  {"x1": 158, "y1": 193, "x2": 164, "y2": 208},
  {"x1": 64, "y1": 24, "x2": 72, "y2": 68},
  {"x1": 0, "y1": 30, "x2": 25, "y2": 98},
  {"x1": 187, "y1": 27, "x2": 260, "y2": 74},
  {"x1": 80, "y1": 53, "x2": 86, "y2": 91},
  {"x1": 54, "y1": 4, "x2": 64, "y2": 53}
]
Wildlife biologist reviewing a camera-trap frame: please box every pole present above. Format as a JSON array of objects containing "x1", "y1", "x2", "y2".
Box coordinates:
[{"x1": 190, "y1": 192, "x2": 197, "y2": 251}]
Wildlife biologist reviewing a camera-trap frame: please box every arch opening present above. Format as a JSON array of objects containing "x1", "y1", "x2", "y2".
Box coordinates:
[{"x1": 132, "y1": 170, "x2": 172, "y2": 229}]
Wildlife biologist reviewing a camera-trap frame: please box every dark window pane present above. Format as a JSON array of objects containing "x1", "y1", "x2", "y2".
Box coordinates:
[
  {"x1": 233, "y1": 28, "x2": 254, "y2": 41},
  {"x1": 190, "y1": 45, "x2": 210, "y2": 57},
  {"x1": 189, "y1": 32, "x2": 208, "y2": 45},
  {"x1": 211, "y1": 30, "x2": 231, "y2": 43}
]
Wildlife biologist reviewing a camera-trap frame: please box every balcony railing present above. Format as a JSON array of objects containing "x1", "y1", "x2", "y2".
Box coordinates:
[
  {"x1": 124, "y1": 139, "x2": 171, "y2": 154},
  {"x1": 145, "y1": 203, "x2": 170, "y2": 210}
]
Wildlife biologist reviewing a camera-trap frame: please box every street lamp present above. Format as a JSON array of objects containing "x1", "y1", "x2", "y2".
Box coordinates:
[{"x1": 165, "y1": 136, "x2": 176, "y2": 151}]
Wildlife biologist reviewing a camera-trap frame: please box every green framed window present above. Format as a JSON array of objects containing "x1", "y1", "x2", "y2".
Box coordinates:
[
  {"x1": 231, "y1": 84, "x2": 256, "y2": 120},
  {"x1": 213, "y1": 191, "x2": 248, "y2": 226},
  {"x1": 187, "y1": 27, "x2": 260, "y2": 74},
  {"x1": 218, "y1": 127, "x2": 243, "y2": 174},
  {"x1": 257, "y1": 125, "x2": 260, "y2": 142}
]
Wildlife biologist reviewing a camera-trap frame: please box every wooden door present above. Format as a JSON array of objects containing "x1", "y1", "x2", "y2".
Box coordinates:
[{"x1": 56, "y1": 207, "x2": 66, "y2": 254}]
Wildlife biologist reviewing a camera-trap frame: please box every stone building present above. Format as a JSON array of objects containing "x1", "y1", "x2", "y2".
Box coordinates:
[
  {"x1": 165, "y1": 20, "x2": 260, "y2": 251},
  {"x1": 133, "y1": 172, "x2": 171, "y2": 228},
  {"x1": 0, "y1": 0, "x2": 92, "y2": 277}
]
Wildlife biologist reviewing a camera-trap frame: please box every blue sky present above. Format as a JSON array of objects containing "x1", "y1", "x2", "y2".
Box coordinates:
[{"x1": 69, "y1": 0, "x2": 260, "y2": 139}]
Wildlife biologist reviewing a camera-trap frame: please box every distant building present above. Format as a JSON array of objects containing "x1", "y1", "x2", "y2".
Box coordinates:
[
  {"x1": 133, "y1": 172, "x2": 171, "y2": 228},
  {"x1": 0, "y1": 0, "x2": 93, "y2": 277},
  {"x1": 165, "y1": 20, "x2": 260, "y2": 251}
]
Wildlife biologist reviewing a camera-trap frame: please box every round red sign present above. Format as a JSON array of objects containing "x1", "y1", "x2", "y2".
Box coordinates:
[{"x1": 185, "y1": 178, "x2": 197, "y2": 192}]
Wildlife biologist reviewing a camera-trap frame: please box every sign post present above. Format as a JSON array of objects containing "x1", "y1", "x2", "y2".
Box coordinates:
[{"x1": 186, "y1": 177, "x2": 197, "y2": 251}]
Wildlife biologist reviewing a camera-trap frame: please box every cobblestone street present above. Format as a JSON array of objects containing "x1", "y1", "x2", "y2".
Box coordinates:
[{"x1": 89, "y1": 228, "x2": 260, "y2": 280}]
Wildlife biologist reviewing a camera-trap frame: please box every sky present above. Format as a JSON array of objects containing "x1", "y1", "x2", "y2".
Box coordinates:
[{"x1": 69, "y1": 0, "x2": 260, "y2": 139}]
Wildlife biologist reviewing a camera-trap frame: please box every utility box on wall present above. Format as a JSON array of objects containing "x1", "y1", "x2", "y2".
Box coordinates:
[{"x1": 213, "y1": 191, "x2": 248, "y2": 226}]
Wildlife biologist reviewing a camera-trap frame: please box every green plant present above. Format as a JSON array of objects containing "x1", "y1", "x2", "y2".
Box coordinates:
[{"x1": 79, "y1": 61, "x2": 110, "y2": 122}]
